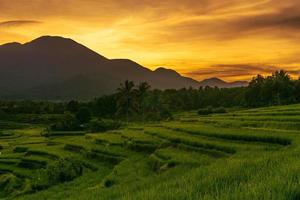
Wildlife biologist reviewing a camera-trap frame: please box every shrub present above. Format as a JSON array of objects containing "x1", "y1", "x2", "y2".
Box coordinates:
[
  {"x1": 0, "y1": 174, "x2": 23, "y2": 196},
  {"x1": 50, "y1": 112, "x2": 81, "y2": 131},
  {"x1": 13, "y1": 146, "x2": 28, "y2": 153},
  {"x1": 89, "y1": 119, "x2": 122, "y2": 132},
  {"x1": 76, "y1": 107, "x2": 91, "y2": 124},
  {"x1": 159, "y1": 108, "x2": 173, "y2": 120},
  {"x1": 198, "y1": 107, "x2": 213, "y2": 115},
  {"x1": 18, "y1": 158, "x2": 47, "y2": 169},
  {"x1": 103, "y1": 179, "x2": 116, "y2": 188},
  {"x1": 148, "y1": 154, "x2": 165, "y2": 172},
  {"x1": 145, "y1": 108, "x2": 173, "y2": 121},
  {"x1": 0, "y1": 109, "x2": 7, "y2": 120},
  {"x1": 214, "y1": 107, "x2": 227, "y2": 114},
  {"x1": 32, "y1": 158, "x2": 83, "y2": 190}
]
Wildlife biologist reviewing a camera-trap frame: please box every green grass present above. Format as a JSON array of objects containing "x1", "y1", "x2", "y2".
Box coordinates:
[
  {"x1": 164, "y1": 124, "x2": 292, "y2": 146},
  {"x1": 1, "y1": 104, "x2": 300, "y2": 199},
  {"x1": 87, "y1": 132, "x2": 125, "y2": 146}
]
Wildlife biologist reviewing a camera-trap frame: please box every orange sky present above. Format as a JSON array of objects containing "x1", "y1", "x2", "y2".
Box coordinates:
[{"x1": 0, "y1": 0, "x2": 300, "y2": 81}]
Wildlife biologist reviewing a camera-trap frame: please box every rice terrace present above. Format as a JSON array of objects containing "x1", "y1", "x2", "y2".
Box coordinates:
[
  {"x1": 1, "y1": 103, "x2": 300, "y2": 199},
  {"x1": 2, "y1": 0, "x2": 300, "y2": 199}
]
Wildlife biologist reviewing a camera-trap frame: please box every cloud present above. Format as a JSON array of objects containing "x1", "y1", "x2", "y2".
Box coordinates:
[
  {"x1": 0, "y1": 1, "x2": 299, "y2": 41},
  {"x1": 1, "y1": 0, "x2": 300, "y2": 81},
  {"x1": 157, "y1": 0, "x2": 300, "y2": 41},
  {"x1": 0, "y1": 20, "x2": 41, "y2": 28},
  {"x1": 185, "y1": 64, "x2": 300, "y2": 80},
  {"x1": 229, "y1": 6, "x2": 300, "y2": 34}
]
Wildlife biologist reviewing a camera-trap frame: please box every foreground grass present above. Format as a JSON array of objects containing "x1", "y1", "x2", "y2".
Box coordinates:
[{"x1": 1, "y1": 104, "x2": 300, "y2": 199}]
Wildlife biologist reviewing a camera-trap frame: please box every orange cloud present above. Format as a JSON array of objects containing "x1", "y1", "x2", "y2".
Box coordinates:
[
  {"x1": 0, "y1": 0, "x2": 300, "y2": 81},
  {"x1": 185, "y1": 64, "x2": 300, "y2": 81},
  {"x1": 0, "y1": 20, "x2": 41, "y2": 28}
]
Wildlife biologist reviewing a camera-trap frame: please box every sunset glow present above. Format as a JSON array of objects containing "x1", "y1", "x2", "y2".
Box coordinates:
[{"x1": 1, "y1": 0, "x2": 300, "y2": 81}]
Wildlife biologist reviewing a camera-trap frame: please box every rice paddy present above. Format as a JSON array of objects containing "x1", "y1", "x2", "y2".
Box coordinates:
[{"x1": 1, "y1": 103, "x2": 300, "y2": 199}]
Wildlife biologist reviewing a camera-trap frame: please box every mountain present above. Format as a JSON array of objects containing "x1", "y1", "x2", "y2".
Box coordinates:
[
  {"x1": 199, "y1": 77, "x2": 248, "y2": 88},
  {"x1": 0, "y1": 36, "x2": 247, "y2": 100},
  {"x1": 0, "y1": 36, "x2": 200, "y2": 100}
]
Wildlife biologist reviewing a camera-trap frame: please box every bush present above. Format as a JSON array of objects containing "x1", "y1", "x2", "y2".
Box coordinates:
[
  {"x1": 13, "y1": 146, "x2": 28, "y2": 153},
  {"x1": 145, "y1": 108, "x2": 173, "y2": 121},
  {"x1": 103, "y1": 179, "x2": 116, "y2": 188},
  {"x1": 198, "y1": 107, "x2": 213, "y2": 115},
  {"x1": 0, "y1": 109, "x2": 7, "y2": 120},
  {"x1": 214, "y1": 107, "x2": 227, "y2": 114},
  {"x1": 0, "y1": 174, "x2": 23, "y2": 196},
  {"x1": 159, "y1": 108, "x2": 173, "y2": 120},
  {"x1": 50, "y1": 112, "x2": 80, "y2": 131},
  {"x1": 89, "y1": 119, "x2": 122, "y2": 132},
  {"x1": 76, "y1": 107, "x2": 91, "y2": 124},
  {"x1": 32, "y1": 158, "x2": 83, "y2": 190}
]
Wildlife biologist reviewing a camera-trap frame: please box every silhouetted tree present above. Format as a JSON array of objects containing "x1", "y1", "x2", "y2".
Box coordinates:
[
  {"x1": 245, "y1": 70, "x2": 296, "y2": 107},
  {"x1": 2, "y1": 70, "x2": 300, "y2": 124},
  {"x1": 134, "y1": 82, "x2": 151, "y2": 122},
  {"x1": 116, "y1": 80, "x2": 135, "y2": 122},
  {"x1": 295, "y1": 78, "x2": 300, "y2": 101},
  {"x1": 91, "y1": 95, "x2": 117, "y2": 118},
  {"x1": 246, "y1": 74, "x2": 268, "y2": 106},
  {"x1": 76, "y1": 107, "x2": 91, "y2": 124},
  {"x1": 67, "y1": 100, "x2": 80, "y2": 113},
  {"x1": 51, "y1": 112, "x2": 78, "y2": 131}
]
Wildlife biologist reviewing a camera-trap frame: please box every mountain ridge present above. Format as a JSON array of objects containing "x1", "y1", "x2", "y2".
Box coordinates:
[
  {"x1": 0, "y1": 36, "x2": 247, "y2": 100},
  {"x1": 199, "y1": 77, "x2": 248, "y2": 88}
]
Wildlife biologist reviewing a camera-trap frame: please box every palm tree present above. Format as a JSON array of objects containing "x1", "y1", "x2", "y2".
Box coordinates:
[
  {"x1": 116, "y1": 80, "x2": 135, "y2": 123},
  {"x1": 135, "y1": 82, "x2": 151, "y2": 122}
]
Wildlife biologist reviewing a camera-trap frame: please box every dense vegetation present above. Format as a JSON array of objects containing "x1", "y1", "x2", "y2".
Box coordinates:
[{"x1": 1, "y1": 71, "x2": 299, "y2": 122}]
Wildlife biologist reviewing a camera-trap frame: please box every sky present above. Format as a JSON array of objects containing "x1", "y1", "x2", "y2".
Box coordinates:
[{"x1": 0, "y1": 0, "x2": 300, "y2": 81}]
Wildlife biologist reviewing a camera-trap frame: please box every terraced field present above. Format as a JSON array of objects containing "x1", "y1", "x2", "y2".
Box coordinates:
[{"x1": 1, "y1": 104, "x2": 300, "y2": 199}]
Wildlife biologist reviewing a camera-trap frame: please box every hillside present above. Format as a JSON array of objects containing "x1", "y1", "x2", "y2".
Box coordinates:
[
  {"x1": 199, "y1": 77, "x2": 248, "y2": 88},
  {"x1": 0, "y1": 104, "x2": 299, "y2": 199},
  {"x1": 0, "y1": 36, "x2": 200, "y2": 100},
  {"x1": 0, "y1": 36, "x2": 247, "y2": 100}
]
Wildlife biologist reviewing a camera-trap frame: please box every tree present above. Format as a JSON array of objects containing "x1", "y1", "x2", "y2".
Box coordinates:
[
  {"x1": 134, "y1": 82, "x2": 151, "y2": 122},
  {"x1": 51, "y1": 112, "x2": 78, "y2": 131},
  {"x1": 272, "y1": 70, "x2": 294, "y2": 104},
  {"x1": 90, "y1": 95, "x2": 117, "y2": 118},
  {"x1": 245, "y1": 74, "x2": 265, "y2": 107},
  {"x1": 76, "y1": 107, "x2": 91, "y2": 124},
  {"x1": 67, "y1": 100, "x2": 80, "y2": 113},
  {"x1": 245, "y1": 70, "x2": 295, "y2": 107},
  {"x1": 144, "y1": 89, "x2": 172, "y2": 120},
  {"x1": 0, "y1": 109, "x2": 6, "y2": 119},
  {"x1": 295, "y1": 78, "x2": 300, "y2": 102},
  {"x1": 116, "y1": 80, "x2": 135, "y2": 122}
]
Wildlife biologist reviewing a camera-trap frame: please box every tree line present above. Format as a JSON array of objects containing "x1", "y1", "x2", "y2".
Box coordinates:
[
  {"x1": 0, "y1": 70, "x2": 300, "y2": 123},
  {"x1": 246, "y1": 70, "x2": 300, "y2": 107}
]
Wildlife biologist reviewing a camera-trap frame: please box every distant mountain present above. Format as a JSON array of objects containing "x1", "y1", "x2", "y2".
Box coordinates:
[
  {"x1": 199, "y1": 77, "x2": 248, "y2": 88},
  {"x1": 0, "y1": 36, "x2": 247, "y2": 100},
  {"x1": 0, "y1": 36, "x2": 201, "y2": 100}
]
